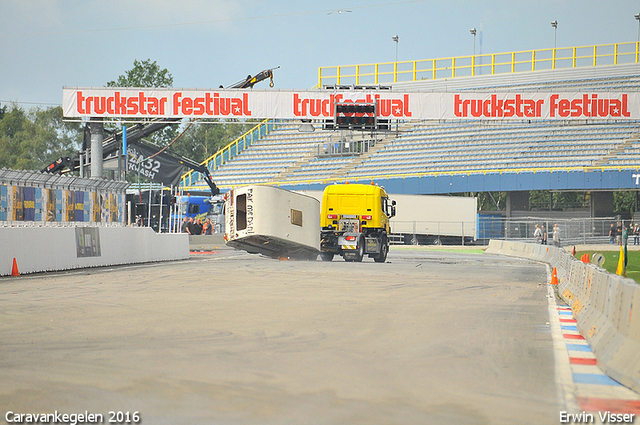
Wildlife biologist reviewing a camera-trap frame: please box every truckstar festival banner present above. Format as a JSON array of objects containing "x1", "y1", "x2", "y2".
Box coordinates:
[{"x1": 62, "y1": 88, "x2": 639, "y2": 120}]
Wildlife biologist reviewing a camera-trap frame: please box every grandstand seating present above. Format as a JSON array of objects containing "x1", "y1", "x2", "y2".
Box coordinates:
[
  {"x1": 188, "y1": 60, "x2": 640, "y2": 189},
  {"x1": 464, "y1": 75, "x2": 640, "y2": 91},
  {"x1": 607, "y1": 139, "x2": 640, "y2": 166},
  {"x1": 208, "y1": 124, "x2": 337, "y2": 185},
  {"x1": 202, "y1": 118, "x2": 639, "y2": 186},
  {"x1": 347, "y1": 121, "x2": 640, "y2": 178}
]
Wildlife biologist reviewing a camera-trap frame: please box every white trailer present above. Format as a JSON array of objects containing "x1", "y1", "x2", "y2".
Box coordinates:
[
  {"x1": 224, "y1": 185, "x2": 320, "y2": 260},
  {"x1": 297, "y1": 190, "x2": 477, "y2": 245},
  {"x1": 389, "y1": 194, "x2": 477, "y2": 245}
]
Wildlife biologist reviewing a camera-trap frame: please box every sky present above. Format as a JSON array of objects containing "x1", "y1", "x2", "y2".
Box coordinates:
[{"x1": 1, "y1": 0, "x2": 640, "y2": 108}]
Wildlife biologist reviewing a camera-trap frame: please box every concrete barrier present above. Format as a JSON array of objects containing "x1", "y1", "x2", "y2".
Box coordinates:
[
  {"x1": 1, "y1": 227, "x2": 189, "y2": 276},
  {"x1": 486, "y1": 239, "x2": 640, "y2": 393},
  {"x1": 188, "y1": 234, "x2": 231, "y2": 251}
]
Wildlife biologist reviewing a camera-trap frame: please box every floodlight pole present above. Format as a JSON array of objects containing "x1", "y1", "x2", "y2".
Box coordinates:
[
  {"x1": 635, "y1": 14, "x2": 640, "y2": 43},
  {"x1": 392, "y1": 35, "x2": 399, "y2": 62},
  {"x1": 470, "y1": 28, "x2": 477, "y2": 56},
  {"x1": 551, "y1": 20, "x2": 558, "y2": 49}
]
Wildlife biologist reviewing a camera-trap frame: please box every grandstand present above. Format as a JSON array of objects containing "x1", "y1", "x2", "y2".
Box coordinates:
[
  {"x1": 183, "y1": 42, "x2": 640, "y2": 202},
  {"x1": 200, "y1": 124, "x2": 384, "y2": 186}
]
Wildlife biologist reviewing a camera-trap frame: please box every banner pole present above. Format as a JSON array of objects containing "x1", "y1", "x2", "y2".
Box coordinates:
[
  {"x1": 122, "y1": 125, "x2": 127, "y2": 181},
  {"x1": 159, "y1": 186, "x2": 164, "y2": 234},
  {"x1": 147, "y1": 187, "x2": 152, "y2": 229}
]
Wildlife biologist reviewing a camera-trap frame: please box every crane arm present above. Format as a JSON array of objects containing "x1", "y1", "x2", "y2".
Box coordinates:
[{"x1": 228, "y1": 67, "x2": 278, "y2": 88}]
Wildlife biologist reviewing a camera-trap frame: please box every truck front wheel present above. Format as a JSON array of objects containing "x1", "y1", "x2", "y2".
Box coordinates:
[{"x1": 374, "y1": 235, "x2": 388, "y2": 263}]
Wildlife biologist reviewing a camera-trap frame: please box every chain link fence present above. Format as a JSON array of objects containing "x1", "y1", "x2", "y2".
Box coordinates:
[
  {"x1": 1, "y1": 168, "x2": 128, "y2": 227},
  {"x1": 478, "y1": 216, "x2": 621, "y2": 246},
  {"x1": 389, "y1": 216, "x2": 625, "y2": 246}
]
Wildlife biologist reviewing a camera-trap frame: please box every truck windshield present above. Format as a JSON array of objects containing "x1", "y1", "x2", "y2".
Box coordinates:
[
  {"x1": 178, "y1": 203, "x2": 200, "y2": 215},
  {"x1": 210, "y1": 202, "x2": 224, "y2": 215}
]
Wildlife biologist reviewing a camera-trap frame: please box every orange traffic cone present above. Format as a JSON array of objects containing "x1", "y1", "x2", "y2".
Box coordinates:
[
  {"x1": 550, "y1": 267, "x2": 559, "y2": 285},
  {"x1": 11, "y1": 258, "x2": 20, "y2": 277}
]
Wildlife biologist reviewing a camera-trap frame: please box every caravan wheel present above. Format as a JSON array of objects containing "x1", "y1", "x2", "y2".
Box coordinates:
[{"x1": 320, "y1": 252, "x2": 334, "y2": 262}]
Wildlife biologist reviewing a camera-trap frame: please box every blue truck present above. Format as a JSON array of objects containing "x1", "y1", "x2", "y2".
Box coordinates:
[{"x1": 172, "y1": 194, "x2": 225, "y2": 234}]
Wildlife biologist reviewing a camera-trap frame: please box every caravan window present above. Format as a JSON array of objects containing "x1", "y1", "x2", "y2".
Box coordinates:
[{"x1": 237, "y1": 194, "x2": 247, "y2": 231}]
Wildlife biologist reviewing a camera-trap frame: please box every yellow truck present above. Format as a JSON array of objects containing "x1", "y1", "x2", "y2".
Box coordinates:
[{"x1": 320, "y1": 183, "x2": 396, "y2": 262}]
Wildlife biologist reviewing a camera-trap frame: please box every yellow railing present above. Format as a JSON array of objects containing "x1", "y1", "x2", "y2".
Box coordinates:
[
  {"x1": 180, "y1": 164, "x2": 640, "y2": 191},
  {"x1": 317, "y1": 41, "x2": 640, "y2": 87},
  {"x1": 180, "y1": 118, "x2": 274, "y2": 188}
]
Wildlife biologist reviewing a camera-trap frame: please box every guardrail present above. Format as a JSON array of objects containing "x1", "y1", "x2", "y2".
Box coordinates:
[
  {"x1": 318, "y1": 41, "x2": 640, "y2": 87},
  {"x1": 180, "y1": 119, "x2": 275, "y2": 188},
  {"x1": 486, "y1": 240, "x2": 640, "y2": 393}
]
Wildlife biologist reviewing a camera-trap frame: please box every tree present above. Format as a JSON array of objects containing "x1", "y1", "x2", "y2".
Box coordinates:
[
  {"x1": 0, "y1": 104, "x2": 82, "y2": 171},
  {"x1": 529, "y1": 190, "x2": 588, "y2": 211},
  {"x1": 0, "y1": 104, "x2": 29, "y2": 169},
  {"x1": 106, "y1": 59, "x2": 176, "y2": 147},
  {"x1": 105, "y1": 59, "x2": 258, "y2": 185},
  {"x1": 171, "y1": 120, "x2": 254, "y2": 163},
  {"x1": 614, "y1": 191, "x2": 637, "y2": 217},
  {"x1": 34, "y1": 106, "x2": 83, "y2": 161},
  {"x1": 476, "y1": 192, "x2": 506, "y2": 211},
  {"x1": 106, "y1": 59, "x2": 173, "y2": 88}
]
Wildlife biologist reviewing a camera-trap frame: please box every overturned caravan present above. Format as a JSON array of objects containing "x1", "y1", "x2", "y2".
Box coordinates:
[{"x1": 224, "y1": 185, "x2": 320, "y2": 260}]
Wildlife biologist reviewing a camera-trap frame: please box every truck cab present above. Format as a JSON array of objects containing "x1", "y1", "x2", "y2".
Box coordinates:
[
  {"x1": 172, "y1": 194, "x2": 225, "y2": 233},
  {"x1": 320, "y1": 183, "x2": 396, "y2": 262}
]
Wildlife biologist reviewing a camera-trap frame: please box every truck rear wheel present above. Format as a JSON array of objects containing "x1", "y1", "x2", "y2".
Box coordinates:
[{"x1": 354, "y1": 236, "x2": 365, "y2": 262}]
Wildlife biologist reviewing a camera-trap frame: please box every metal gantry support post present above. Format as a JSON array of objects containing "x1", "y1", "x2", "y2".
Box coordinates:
[{"x1": 89, "y1": 118, "x2": 104, "y2": 179}]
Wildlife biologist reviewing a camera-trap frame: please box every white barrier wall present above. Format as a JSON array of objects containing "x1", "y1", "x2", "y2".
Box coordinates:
[
  {"x1": 486, "y1": 240, "x2": 640, "y2": 393},
  {"x1": 1, "y1": 227, "x2": 189, "y2": 276}
]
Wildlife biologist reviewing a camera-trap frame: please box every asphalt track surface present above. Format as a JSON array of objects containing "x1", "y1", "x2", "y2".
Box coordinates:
[{"x1": 0, "y1": 248, "x2": 559, "y2": 425}]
